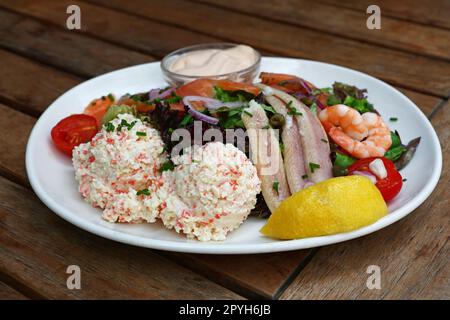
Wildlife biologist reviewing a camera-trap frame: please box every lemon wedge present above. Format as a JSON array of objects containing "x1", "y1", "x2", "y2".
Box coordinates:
[{"x1": 260, "y1": 175, "x2": 387, "y2": 239}]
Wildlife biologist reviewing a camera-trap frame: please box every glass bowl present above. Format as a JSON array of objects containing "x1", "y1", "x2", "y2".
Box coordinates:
[{"x1": 161, "y1": 43, "x2": 261, "y2": 86}]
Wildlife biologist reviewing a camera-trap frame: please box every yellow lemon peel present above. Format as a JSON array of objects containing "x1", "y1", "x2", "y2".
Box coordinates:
[{"x1": 260, "y1": 175, "x2": 387, "y2": 239}]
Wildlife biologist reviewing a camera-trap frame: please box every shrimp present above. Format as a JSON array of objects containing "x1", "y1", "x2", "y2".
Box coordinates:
[{"x1": 319, "y1": 104, "x2": 391, "y2": 158}]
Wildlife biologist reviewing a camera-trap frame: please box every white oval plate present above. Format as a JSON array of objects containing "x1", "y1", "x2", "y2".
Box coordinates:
[{"x1": 26, "y1": 57, "x2": 442, "y2": 254}]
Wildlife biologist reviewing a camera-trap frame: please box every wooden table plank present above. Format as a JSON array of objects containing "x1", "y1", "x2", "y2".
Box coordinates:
[
  {"x1": 0, "y1": 0, "x2": 218, "y2": 58},
  {"x1": 85, "y1": 0, "x2": 450, "y2": 97},
  {"x1": 196, "y1": 0, "x2": 450, "y2": 61},
  {"x1": 280, "y1": 102, "x2": 450, "y2": 300},
  {"x1": 0, "y1": 173, "x2": 243, "y2": 299},
  {"x1": 164, "y1": 251, "x2": 312, "y2": 299},
  {"x1": 319, "y1": 0, "x2": 450, "y2": 30},
  {"x1": 0, "y1": 49, "x2": 80, "y2": 116},
  {"x1": 0, "y1": 281, "x2": 28, "y2": 300},
  {"x1": 0, "y1": 9, "x2": 155, "y2": 78}
]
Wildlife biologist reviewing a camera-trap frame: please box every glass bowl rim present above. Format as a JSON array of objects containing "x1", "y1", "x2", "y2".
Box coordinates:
[{"x1": 160, "y1": 42, "x2": 261, "y2": 79}]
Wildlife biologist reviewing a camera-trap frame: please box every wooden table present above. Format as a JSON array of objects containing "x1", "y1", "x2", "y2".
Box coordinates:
[{"x1": 0, "y1": 0, "x2": 448, "y2": 300}]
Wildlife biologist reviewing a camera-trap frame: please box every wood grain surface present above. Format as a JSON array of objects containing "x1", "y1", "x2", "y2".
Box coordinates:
[
  {"x1": 0, "y1": 0, "x2": 448, "y2": 299},
  {"x1": 0, "y1": 282, "x2": 28, "y2": 300},
  {"x1": 0, "y1": 9, "x2": 154, "y2": 78},
  {"x1": 319, "y1": 0, "x2": 450, "y2": 30},
  {"x1": 196, "y1": 0, "x2": 450, "y2": 60},
  {"x1": 0, "y1": 0, "x2": 218, "y2": 58}
]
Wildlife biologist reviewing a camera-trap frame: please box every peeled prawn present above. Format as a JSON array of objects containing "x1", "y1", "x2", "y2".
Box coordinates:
[{"x1": 319, "y1": 104, "x2": 392, "y2": 158}]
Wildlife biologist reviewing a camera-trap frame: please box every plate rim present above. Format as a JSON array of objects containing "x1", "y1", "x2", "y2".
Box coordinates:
[{"x1": 25, "y1": 57, "x2": 443, "y2": 254}]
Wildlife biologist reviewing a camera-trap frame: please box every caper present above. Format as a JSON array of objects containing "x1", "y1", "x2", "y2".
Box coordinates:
[{"x1": 269, "y1": 113, "x2": 285, "y2": 129}]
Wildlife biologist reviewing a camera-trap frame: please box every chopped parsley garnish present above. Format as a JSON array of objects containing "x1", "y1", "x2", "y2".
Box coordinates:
[
  {"x1": 390, "y1": 117, "x2": 398, "y2": 122},
  {"x1": 105, "y1": 122, "x2": 115, "y2": 132},
  {"x1": 136, "y1": 131, "x2": 147, "y2": 137},
  {"x1": 243, "y1": 110, "x2": 253, "y2": 117},
  {"x1": 136, "y1": 189, "x2": 151, "y2": 196},
  {"x1": 272, "y1": 181, "x2": 279, "y2": 193},
  {"x1": 101, "y1": 95, "x2": 106, "y2": 101},
  {"x1": 160, "y1": 160, "x2": 175, "y2": 172},
  {"x1": 117, "y1": 119, "x2": 137, "y2": 131},
  {"x1": 117, "y1": 119, "x2": 128, "y2": 131},
  {"x1": 309, "y1": 162, "x2": 321, "y2": 173},
  {"x1": 286, "y1": 101, "x2": 302, "y2": 116},
  {"x1": 107, "y1": 93, "x2": 115, "y2": 101},
  {"x1": 128, "y1": 121, "x2": 137, "y2": 130},
  {"x1": 301, "y1": 174, "x2": 308, "y2": 180},
  {"x1": 262, "y1": 125, "x2": 270, "y2": 129}
]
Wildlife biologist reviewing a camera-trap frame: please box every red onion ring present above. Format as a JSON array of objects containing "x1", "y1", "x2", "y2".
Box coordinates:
[
  {"x1": 183, "y1": 96, "x2": 219, "y2": 125},
  {"x1": 182, "y1": 96, "x2": 243, "y2": 110},
  {"x1": 148, "y1": 89, "x2": 160, "y2": 100},
  {"x1": 148, "y1": 87, "x2": 176, "y2": 101},
  {"x1": 299, "y1": 79, "x2": 312, "y2": 95},
  {"x1": 315, "y1": 98, "x2": 326, "y2": 110}
]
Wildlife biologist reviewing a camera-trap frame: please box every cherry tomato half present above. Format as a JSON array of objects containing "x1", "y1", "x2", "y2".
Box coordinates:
[
  {"x1": 348, "y1": 157, "x2": 403, "y2": 202},
  {"x1": 51, "y1": 114, "x2": 98, "y2": 157}
]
